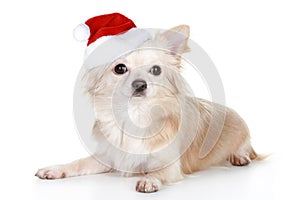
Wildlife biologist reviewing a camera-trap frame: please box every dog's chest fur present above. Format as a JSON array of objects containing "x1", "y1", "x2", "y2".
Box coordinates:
[{"x1": 93, "y1": 98, "x2": 172, "y2": 173}]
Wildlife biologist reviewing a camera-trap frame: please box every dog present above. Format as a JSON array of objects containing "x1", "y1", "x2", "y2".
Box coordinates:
[{"x1": 36, "y1": 25, "x2": 260, "y2": 193}]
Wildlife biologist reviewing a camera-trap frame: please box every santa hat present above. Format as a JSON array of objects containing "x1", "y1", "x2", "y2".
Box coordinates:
[{"x1": 73, "y1": 13, "x2": 152, "y2": 68}]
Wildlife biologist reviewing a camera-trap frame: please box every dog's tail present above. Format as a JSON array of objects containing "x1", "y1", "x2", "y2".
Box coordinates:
[{"x1": 250, "y1": 148, "x2": 269, "y2": 161}]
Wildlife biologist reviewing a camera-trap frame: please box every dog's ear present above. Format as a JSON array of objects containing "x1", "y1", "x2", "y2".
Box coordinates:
[{"x1": 156, "y1": 25, "x2": 190, "y2": 55}]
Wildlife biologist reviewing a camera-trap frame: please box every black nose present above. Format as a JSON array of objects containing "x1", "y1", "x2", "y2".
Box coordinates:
[{"x1": 132, "y1": 79, "x2": 147, "y2": 92}]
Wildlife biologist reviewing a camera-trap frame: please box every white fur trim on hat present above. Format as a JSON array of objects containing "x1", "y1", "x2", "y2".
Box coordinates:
[{"x1": 83, "y1": 28, "x2": 153, "y2": 68}]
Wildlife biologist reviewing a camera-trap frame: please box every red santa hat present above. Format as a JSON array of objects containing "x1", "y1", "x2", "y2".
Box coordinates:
[{"x1": 73, "y1": 13, "x2": 152, "y2": 68}]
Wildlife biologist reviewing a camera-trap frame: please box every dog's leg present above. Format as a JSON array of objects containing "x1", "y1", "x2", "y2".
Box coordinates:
[
  {"x1": 229, "y1": 139, "x2": 256, "y2": 166},
  {"x1": 135, "y1": 161, "x2": 184, "y2": 193},
  {"x1": 35, "y1": 156, "x2": 111, "y2": 179}
]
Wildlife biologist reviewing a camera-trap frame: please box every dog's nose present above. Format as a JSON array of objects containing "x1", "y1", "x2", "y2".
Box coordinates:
[{"x1": 132, "y1": 79, "x2": 147, "y2": 92}]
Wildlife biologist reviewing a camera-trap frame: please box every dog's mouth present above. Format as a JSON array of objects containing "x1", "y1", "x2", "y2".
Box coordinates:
[{"x1": 132, "y1": 91, "x2": 146, "y2": 97}]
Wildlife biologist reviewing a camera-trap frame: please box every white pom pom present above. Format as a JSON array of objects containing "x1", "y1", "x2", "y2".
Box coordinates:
[{"x1": 73, "y1": 23, "x2": 90, "y2": 42}]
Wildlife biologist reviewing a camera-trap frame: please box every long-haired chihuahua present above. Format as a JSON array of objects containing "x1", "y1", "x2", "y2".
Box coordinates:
[{"x1": 36, "y1": 25, "x2": 260, "y2": 193}]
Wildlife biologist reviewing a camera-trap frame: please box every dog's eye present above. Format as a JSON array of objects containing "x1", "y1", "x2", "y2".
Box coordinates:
[
  {"x1": 114, "y1": 63, "x2": 128, "y2": 74},
  {"x1": 150, "y1": 65, "x2": 161, "y2": 76}
]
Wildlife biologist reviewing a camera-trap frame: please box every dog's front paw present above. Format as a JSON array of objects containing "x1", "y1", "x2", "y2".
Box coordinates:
[
  {"x1": 136, "y1": 177, "x2": 162, "y2": 193},
  {"x1": 35, "y1": 166, "x2": 67, "y2": 180}
]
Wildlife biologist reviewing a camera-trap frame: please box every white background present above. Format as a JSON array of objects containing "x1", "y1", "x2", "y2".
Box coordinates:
[{"x1": 0, "y1": 0, "x2": 299, "y2": 199}]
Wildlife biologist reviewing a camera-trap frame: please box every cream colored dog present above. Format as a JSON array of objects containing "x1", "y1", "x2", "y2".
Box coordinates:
[{"x1": 36, "y1": 25, "x2": 259, "y2": 193}]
